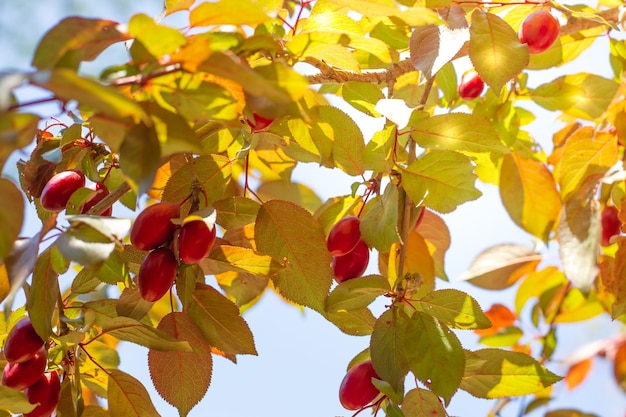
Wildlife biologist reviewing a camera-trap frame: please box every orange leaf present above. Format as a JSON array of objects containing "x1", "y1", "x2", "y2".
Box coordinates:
[
  {"x1": 613, "y1": 341, "x2": 626, "y2": 393},
  {"x1": 475, "y1": 304, "x2": 516, "y2": 337},
  {"x1": 565, "y1": 358, "x2": 593, "y2": 391}
]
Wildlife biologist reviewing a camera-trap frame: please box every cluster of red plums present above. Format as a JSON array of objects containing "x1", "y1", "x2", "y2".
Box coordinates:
[
  {"x1": 2, "y1": 317, "x2": 60, "y2": 417},
  {"x1": 327, "y1": 216, "x2": 370, "y2": 283},
  {"x1": 601, "y1": 205, "x2": 622, "y2": 246},
  {"x1": 40, "y1": 169, "x2": 112, "y2": 215},
  {"x1": 458, "y1": 9, "x2": 560, "y2": 100},
  {"x1": 130, "y1": 202, "x2": 217, "y2": 302}
]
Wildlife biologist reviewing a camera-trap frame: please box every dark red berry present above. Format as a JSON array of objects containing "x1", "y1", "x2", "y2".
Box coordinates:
[
  {"x1": 327, "y1": 216, "x2": 361, "y2": 256},
  {"x1": 458, "y1": 70, "x2": 484, "y2": 100},
  {"x1": 130, "y1": 202, "x2": 180, "y2": 251},
  {"x1": 40, "y1": 170, "x2": 86, "y2": 212},
  {"x1": 80, "y1": 183, "x2": 113, "y2": 216},
  {"x1": 332, "y1": 240, "x2": 370, "y2": 283},
  {"x1": 25, "y1": 371, "x2": 61, "y2": 417},
  {"x1": 2, "y1": 347, "x2": 47, "y2": 390},
  {"x1": 138, "y1": 247, "x2": 178, "y2": 302},
  {"x1": 178, "y1": 220, "x2": 217, "y2": 265},
  {"x1": 4, "y1": 318, "x2": 45, "y2": 364},
  {"x1": 339, "y1": 360, "x2": 380, "y2": 410},
  {"x1": 601, "y1": 205, "x2": 621, "y2": 246}
]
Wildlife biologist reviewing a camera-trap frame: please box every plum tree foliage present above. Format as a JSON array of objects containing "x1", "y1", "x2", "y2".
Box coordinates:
[{"x1": 0, "y1": 0, "x2": 626, "y2": 415}]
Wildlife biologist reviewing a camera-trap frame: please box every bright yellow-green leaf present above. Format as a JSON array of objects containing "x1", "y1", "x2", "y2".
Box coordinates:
[
  {"x1": 515, "y1": 266, "x2": 566, "y2": 315},
  {"x1": 148, "y1": 312, "x2": 213, "y2": 417},
  {"x1": 164, "y1": 0, "x2": 195, "y2": 15},
  {"x1": 459, "y1": 244, "x2": 542, "y2": 290},
  {"x1": 255, "y1": 200, "x2": 333, "y2": 313},
  {"x1": 326, "y1": 275, "x2": 390, "y2": 312},
  {"x1": 103, "y1": 316, "x2": 193, "y2": 352},
  {"x1": 410, "y1": 113, "x2": 508, "y2": 157},
  {"x1": 469, "y1": 9, "x2": 528, "y2": 93},
  {"x1": 361, "y1": 183, "x2": 399, "y2": 253},
  {"x1": 0, "y1": 385, "x2": 36, "y2": 414},
  {"x1": 415, "y1": 209, "x2": 450, "y2": 281},
  {"x1": 160, "y1": 79, "x2": 238, "y2": 123},
  {"x1": 370, "y1": 308, "x2": 410, "y2": 394},
  {"x1": 32, "y1": 17, "x2": 130, "y2": 70},
  {"x1": 0, "y1": 179, "x2": 23, "y2": 261},
  {"x1": 416, "y1": 289, "x2": 492, "y2": 330},
  {"x1": 128, "y1": 14, "x2": 186, "y2": 59},
  {"x1": 256, "y1": 181, "x2": 322, "y2": 213},
  {"x1": 500, "y1": 153, "x2": 561, "y2": 242},
  {"x1": 342, "y1": 82, "x2": 384, "y2": 117},
  {"x1": 190, "y1": 0, "x2": 272, "y2": 27},
  {"x1": 557, "y1": 128, "x2": 618, "y2": 201},
  {"x1": 119, "y1": 123, "x2": 161, "y2": 196},
  {"x1": 363, "y1": 123, "x2": 396, "y2": 172},
  {"x1": 461, "y1": 349, "x2": 562, "y2": 398},
  {"x1": 107, "y1": 369, "x2": 160, "y2": 417},
  {"x1": 317, "y1": 0, "x2": 440, "y2": 26},
  {"x1": 531, "y1": 73, "x2": 619, "y2": 121},
  {"x1": 401, "y1": 150, "x2": 482, "y2": 214},
  {"x1": 398, "y1": 231, "x2": 435, "y2": 297},
  {"x1": 199, "y1": 245, "x2": 282, "y2": 276},
  {"x1": 324, "y1": 307, "x2": 376, "y2": 336},
  {"x1": 528, "y1": 26, "x2": 604, "y2": 70}
]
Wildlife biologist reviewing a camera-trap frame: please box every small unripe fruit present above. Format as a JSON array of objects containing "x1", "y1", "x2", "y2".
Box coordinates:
[
  {"x1": 327, "y1": 216, "x2": 361, "y2": 256},
  {"x1": 601, "y1": 205, "x2": 621, "y2": 246},
  {"x1": 332, "y1": 240, "x2": 370, "y2": 283},
  {"x1": 130, "y1": 202, "x2": 180, "y2": 251},
  {"x1": 25, "y1": 371, "x2": 61, "y2": 417},
  {"x1": 4, "y1": 318, "x2": 45, "y2": 364},
  {"x1": 2, "y1": 347, "x2": 47, "y2": 390},
  {"x1": 138, "y1": 247, "x2": 178, "y2": 302},
  {"x1": 339, "y1": 360, "x2": 380, "y2": 410},
  {"x1": 178, "y1": 220, "x2": 217, "y2": 265},
  {"x1": 519, "y1": 10, "x2": 560, "y2": 54},
  {"x1": 458, "y1": 70, "x2": 484, "y2": 100},
  {"x1": 40, "y1": 170, "x2": 86, "y2": 212},
  {"x1": 80, "y1": 183, "x2": 113, "y2": 216}
]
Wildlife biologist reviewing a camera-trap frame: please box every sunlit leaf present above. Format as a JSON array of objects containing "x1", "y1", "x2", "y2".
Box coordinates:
[
  {"x1": 474, "y1": 303, "x2": 516, "y2": 337},
  {"x1": 515, "y1": 266, "x2": 566, "y2": 315},
  {"x1": 415, "y1": 209, "x2": 450, "y2": 281},
  {"x1": 128, "y1": 14, "x2": 186, "y2": 59},
  {"x1": 469, "y1": 9, "x2": 529, "y2": 93},
  {"x1": 341, "y1": 82, "x2": 384, "y2": 116},
  {"x1": 0, "y1": 385, "x2": 37, "y2": 413},
  {"x1": 119, "y1": 123, "x2": 161, "y2": 196},
  {"x1": 402, "y1": 388, "x2": 450, "y2": 417},
  {"x1": 103, "y1": 316, "x2": 192, "y2": 352},
  {"x1": 360, "y1": 183, "x2": 400, "y2": 253},
  {"x1": 148, "y1": 312, "x2": 212, "y2": 416},
  {"x1": 0, "y1": 112, "x2": 39, "y2": 168},
  {"x1": 255, "y1": 200, "x2": 333, "y2": 312},
  {"x1": 370, "y1": 308, "x2": 409, "y2": 393},
  {"x1": 417, "y1": 289, "x2": 491, "y2": 330},
  {"x1": 326, "y1": 275, "x2": 390, "y2": 313},
  {"x1": 190, "y1": 0, "x2": 272, "y2": 27},
  {"x1": 459, "y1": 244, "x2": 541, "y2": 290},
  {"x1": 565, "y1": 358, "x2": 593, "y2": 391},
  {"x1": 401, "y1": 150, "x2": 482, "y2": 214},
  {"x1": 107, "y1": 369, "x2": 160, "y2": 417},
  {"x1": 164, "y1": 0, "x2": 195, "y2": 15},
  {"x1": 199, "y1": 245, "x2": 282, "y2": 276},
  {"x1": 461, "y1": 349, "x2": 562, "y2": 398},
  {"x1": 0, "y1": 179, "x2": 23, "y2": 261},
  {"x1": 256, "y1": 181, "x2": 322, "y2": 213},
  {"x1": 213, "y1": 197, "x2": 260, "y2": 229},
  {"x1": 325, "y1": 307, "x2": 376, "y2": 336}
]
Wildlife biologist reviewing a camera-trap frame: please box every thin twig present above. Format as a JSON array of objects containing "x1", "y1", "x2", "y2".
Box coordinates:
[{"x1": 85, "y1": 182, "x2": 131, "y2": 216}]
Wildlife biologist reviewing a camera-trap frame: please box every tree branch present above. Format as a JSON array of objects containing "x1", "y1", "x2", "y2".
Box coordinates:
[{"x1": 85, "y1": 182, "x2": 131, "y2": 216}]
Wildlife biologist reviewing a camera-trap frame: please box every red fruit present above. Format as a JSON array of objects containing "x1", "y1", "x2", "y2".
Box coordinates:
[
  {"x1": 25, "y1": 371, "x2": 61, "y2": 417},
  {"x1": 4, "y1": 318, "x2": 45, "y2": 364},
  {"x1": 414, "y1": 207, "x2": 426, "y2": 230},
  {"x1": 332, "y1": 240, "x2": 370, "y2": 283},
  {"x1": 327, "y1": 216, "x2": 362, "y2": 256},
  {"x1": 250, "y1": 113, "x2": 274, "y2": 132},
  {"x1": 339, "y1": 360, "x2": 381, "y2": 410},
  {"x1": 40, "y1": 170, "x2": 86, "y2": 212},
  {"x1": 138, "y1": 247, "x2": 178, "y2": 302},
  {"x1": 458, "y1": 70, "x2": 484, "y2": 100},
  {"x1": 2, "y1": 347, "x2": 47, "y2": 390},
  {"x1": 178, "y1": 220, "x2": 217, "y2": 265},
  {"x1": 130, "y1": 202, "x2": 180, "y2": 251},
  {"x1": 519, "y1": 10, "x2": 560, "y2": 54},
  {"x1": 601, "y1": 205, "x2": 621, "y2": 246},
  {"x1": 80, "y1": 183, "x2": 113, "y2": 216}
]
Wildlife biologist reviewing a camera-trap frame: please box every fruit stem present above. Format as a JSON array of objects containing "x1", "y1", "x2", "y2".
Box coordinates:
[{"x1": 85, "y1": 182, "x2": 130, "y2": 216}]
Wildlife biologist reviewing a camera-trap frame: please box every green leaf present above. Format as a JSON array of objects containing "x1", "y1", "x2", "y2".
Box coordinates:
[
  {"x1": 255, "y1": 200, "x2": 333, "y2": 312},
  {"x1": 410, "y1": 113, "x2": 508, "y2": 157},
  {"x1": 57, "y1": 376, "x2": 77, "y2": 417},
  {"x1": 410, "y1": 20, "x2": 469, "y2": 79},
  {"x1": 530, "y1": 73, "x2": 619, "y2": 121},
  {"x1": 27, "y1": 250, "x2": 59, "y2": 342},
  {"x1": 478, "y1": 326, "x2": 524, "y2": 347},
  {"x1": 216, "y1": 271, "x2": 269, "y2": 308},
  {"x1": 322, "y1": 0, "x2": 440, "y2": 26},
  {"x1": 0, "y1": 179, "x2": 23, "y2": 261},
  {"x1": 0, "y1": 385, "x2": 36, "y2": 414},
  {"x1": 459, "y1": 244, "x2": 541, "y2": 290},
  {"x1": 159, "y1": 78, "x2": 238, "y2": 123},
  {"x1": 119, "y1": 123, "x2": 161, "y2": 196},
  {"x1": 360, "y1": 183, "x2": 400, "y2": 253},
  {"x1": 190, "y1": 0, "x2": 272, "y2": 26},
  {"x1": 199, "y1": 245, "x2": 282, "y2": 276},
  {"x1": 402, "y1": 388, "x2": 450, "y2": 417},
  {"x1": 370, "y1": 308, "x2": 410, "y2": 394},
  {"x1": 469, "y1": 9, "x2": 528, "y2": 93},
  {"x1": 107, "y1": 369, "x2": 160, "y2": 417},
  {"x1": 144, "y1": 102, "x2": 203, "y2": 157},
  {"x1": 401, "y1": 150, "x2": 482, "y2": 214},
  {"x1": 256, "y1": 181, "x2": 322, "y2": 213},
  {"x1": 363, "y1": 123, "x2": 396, "y2": 172},
  {"x1": 341, "y1": 82, "x2": 384, "y2": 117},
  {"x1": 324, "y1": 307, "x2": 376, "y2": 336},
  {"x1": 404, "y1": 311, "x2": 465, "y2": 404},
  {"x1": 103, "y1": 316, "x2": 193, "y2": 352},
  {"x1": 214, "y1": 197, "x2": 260, "y2": 229},
  {"x1": 460, "y1": 348, "x2": 562, "y2": 398},
  {"x1": 416, "y1": 289, "x2": 491, "y2": 330},
  {"x1": 116, "y1": 288, "x2": 153, "y2": 322},
  {"x1": 128, "y1": 14, "x2": 187, "y2": 59},
  {"x1": 31, "y1": 69, "x2": 149, "y2": 124},
  {"x1": 326, "y1": 275, "x2": 390, "y2": 313},
  {"x1": 32, "y1": 17, "x2": 129, "y2": 70},
  {"x1": 148, "y1": 312, "x2": 212, "y2": 417},
  {"x1": 500, "y1": 153, "x2": 561, "y2": 242},
  {"x1": 182, "y1": 282, "x2": 257, "y2": 355}
]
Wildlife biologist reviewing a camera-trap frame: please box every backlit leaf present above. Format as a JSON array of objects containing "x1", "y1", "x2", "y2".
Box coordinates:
[
  {"x1": 402, "y1": 388, "x2": 450, "y2": 417},
  {"x1": 500, "y1": 153, "x2": 561, "y2": 242},
  {"x1": 459, "y1": 244, "x2": 541, "y2": 290},
  {"x1": 341, "y1": 82, "x2": 384, "y2": 116},
  {"x1": 325, "y1": 307, "x2": 376, "y2": 336},
  {"x1": 27, "y1": 250, "x2": 59, "y2": 342},
  {"x1": 199, "y1": 245, "x2": 282, "y2": 276},
  {"x1": 107, "y1": 369, "x2": 160, "y2": 417},
  {"x1": 404, "y1": 311, "x2": 464, "y2": 404},
  {"x1": 370, "y1": 308, "x2": 410, "y2": 393},
  {"x1": 460, "y1": 349, "x2": 562, "y2": 398},
  {"x1": 190, "y1": 0, "x2": 272, "y2": 27},
  {"x1": 0, "y1": 179, "x2": 23, "y2": 261},
  {"x1": 0, "y1": 385, "x2": 36, "y2": 413},
  {"x1": 401, "y1": 150, "x2": 482, "y2": 214},
  {"x1": 416, "y1": 289, "x2": 491, "y2": 330},
  {"x1": 469, "y1": 9, "x2": 529, "y2": 93},
  {"x1": 515, "y1": 266, "x2": 566, "y2": 315},
  {"x1": 0, "y1": 112, "x2": 39, "y2": 168},
  {"x1": 326, "y1": 275, "x2": 390, "y2": 313},
  {"x1": 119, "y1": 123, "x2": 161, "y2": 196},
  {"x1": 256, "y1": 181, "x2": 322, "y2": 213},
  {"x1": 565, "y1": 358, "x2": 593, "y2": 391},
  {"x1": 215, "y1": 271, "x2": 269, "y2": 308},
  {"x1": 165, "y1": 0, "x2": 195, "y2": 15},
  {"x1": 360, "y1": 183, "x2": 400, "y2": 253},
  {"x1": 213, "y1": 197, "x2": 260, "y2": 229},
  {"x1": 183, "y1": 282, "x2": 257, "y2": 355},
  {"x1": 255, "y1": 200, "x2": 333, "y2": 312},
  {"x1": 545, "y1": 410, "x2": 599, "y2": 417},
  {"x1": 103, "y1": 316, "x2": 193, "y2": 352},
  {"x1": 415, "y1": 209, "x2": 450, "y2": 281},
  {"x1": 474, "y1": 303, "x2": 516, "y2": 337},
  {"x1": 148, "y1": 312, "x2": 212, "y2": 417},
  {"x1": 315, "y1": 106, "x2": 365, "y2": 177},
  {"x1": 128, "y1": 14, "x2": 186, "y2": 59}
]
